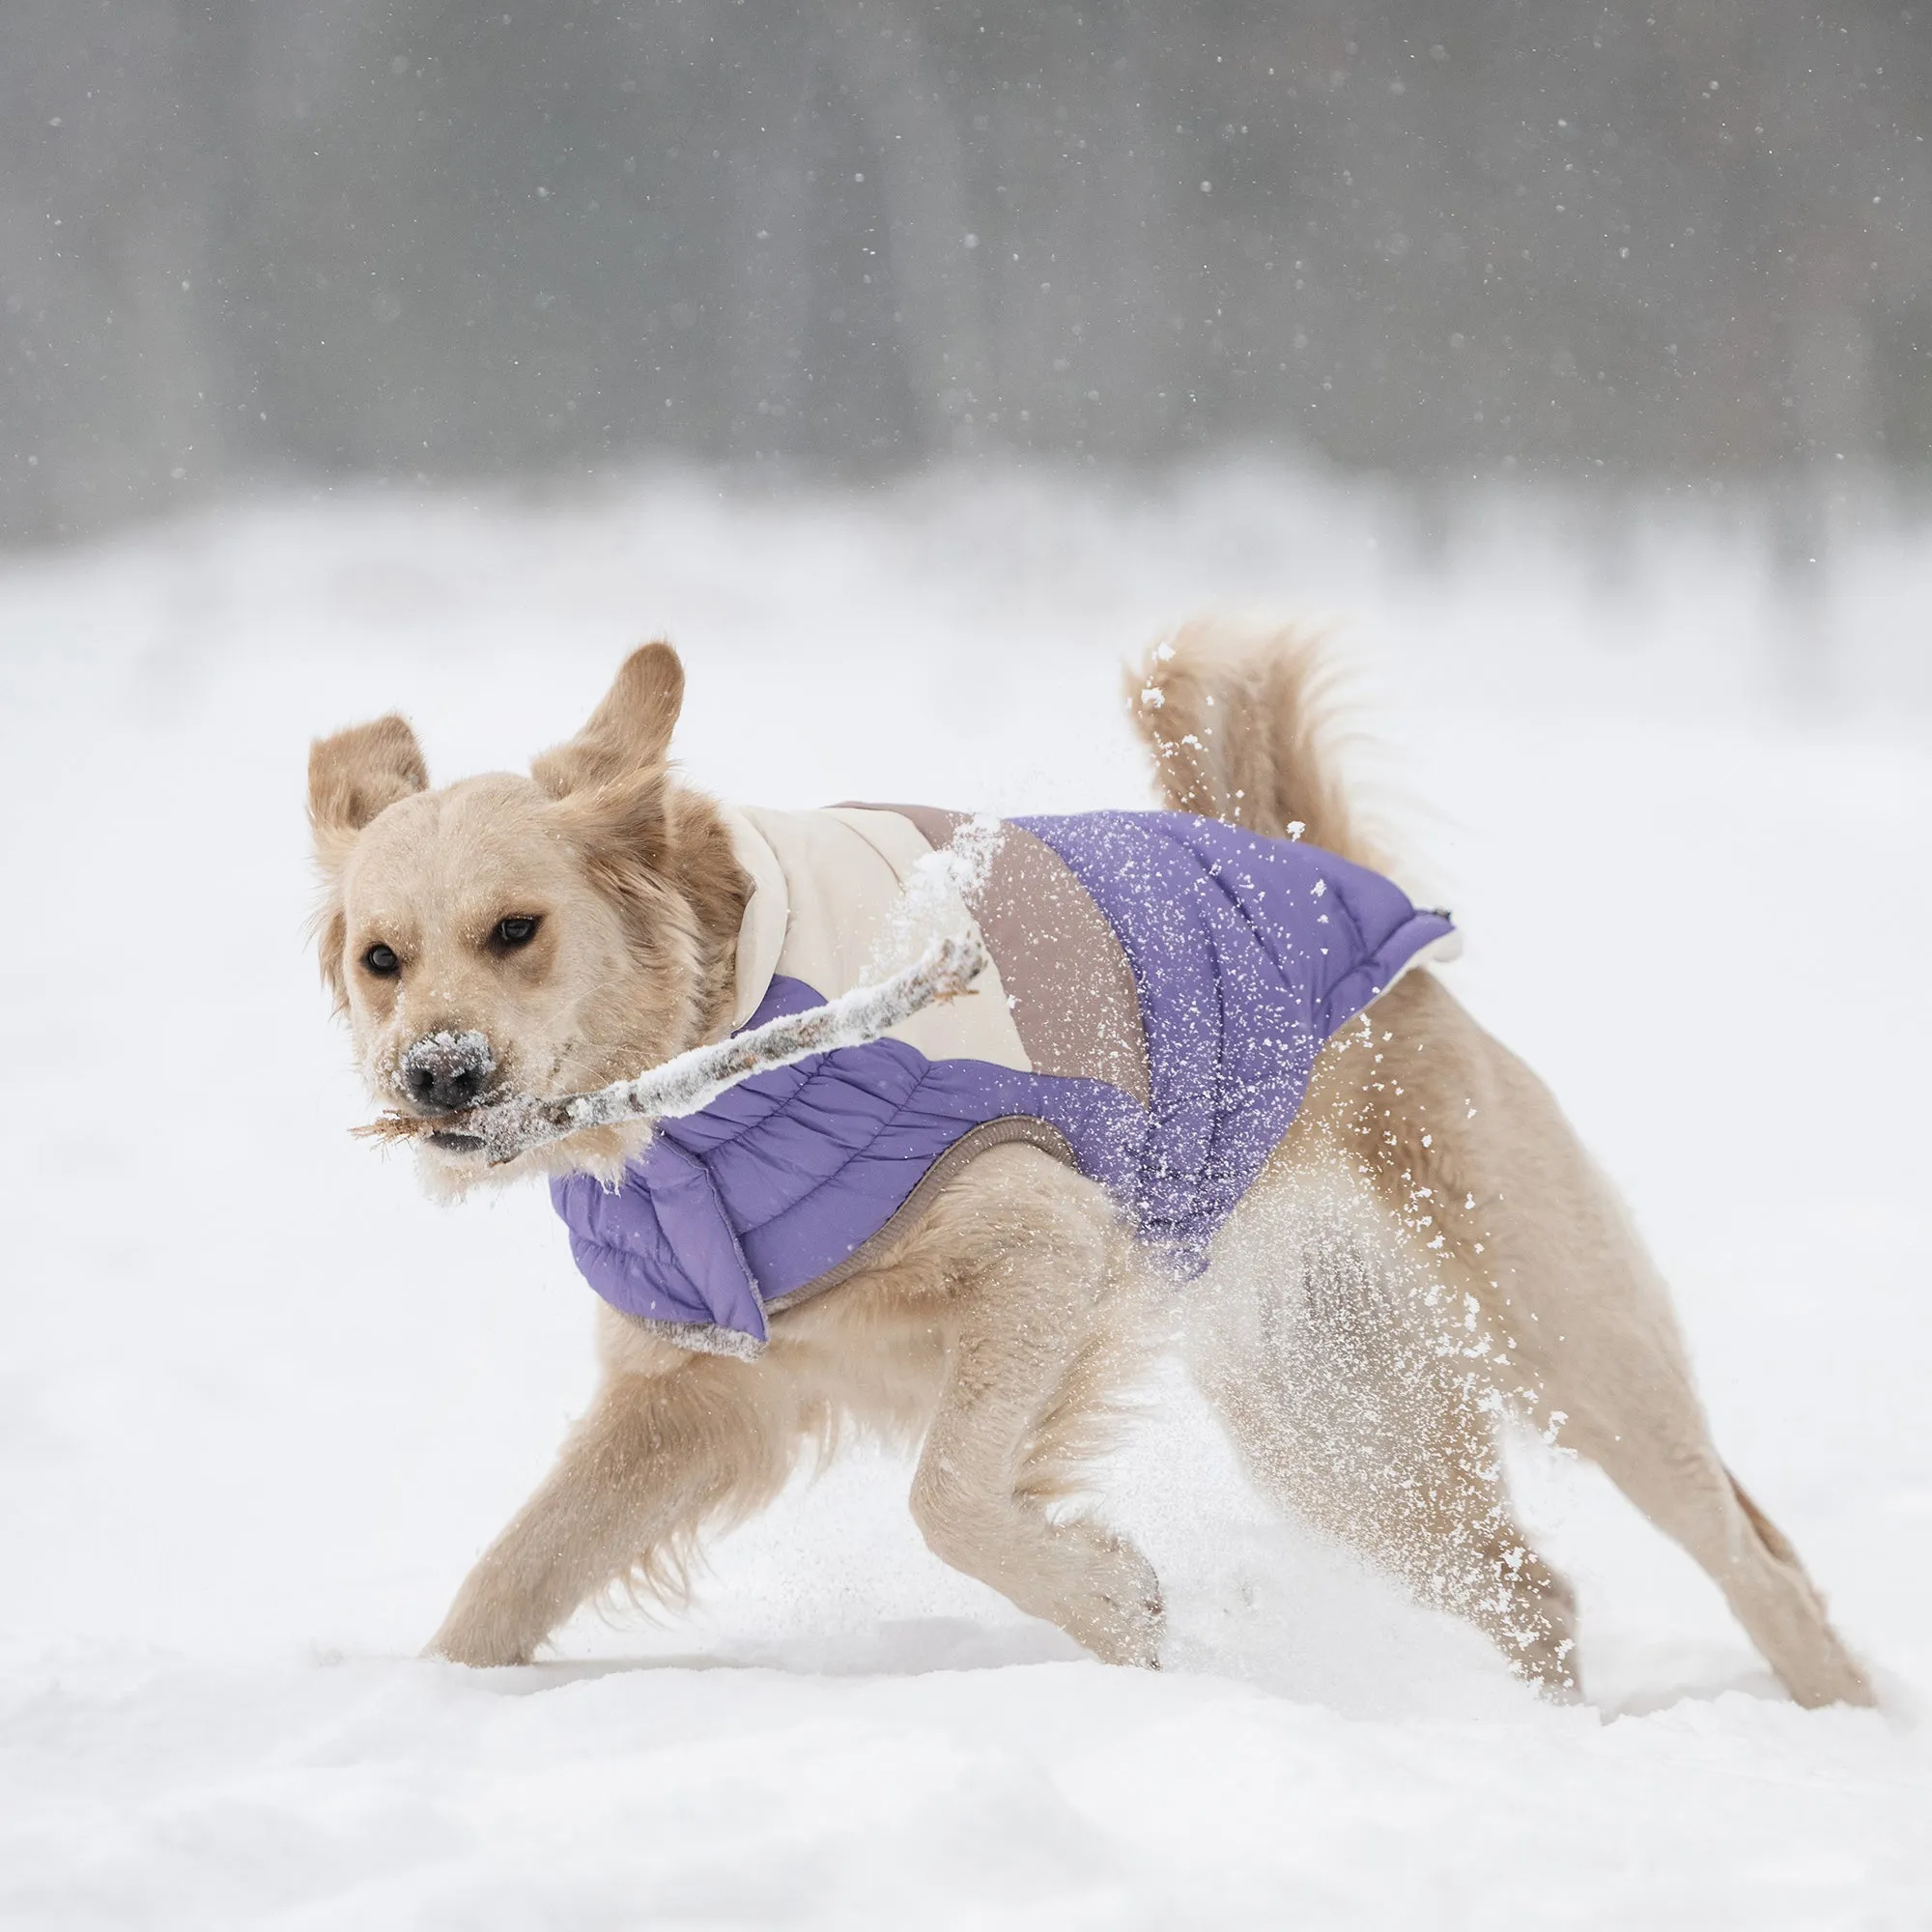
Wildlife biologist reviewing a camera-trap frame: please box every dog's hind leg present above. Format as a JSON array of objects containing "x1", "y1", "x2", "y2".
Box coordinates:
[
  {"x1": 1505, "y1": 1218, "x2": 1875, "y2": 1709},
  {"x1": 1353, "y1": 971, "x2": 1874, "y2": 1708},
  {"x1": 889, "y1": 1147, "x2": 1165, "y2": 1666},
  {"x1": 427, "y1": 1350, "x2": 798, "y2": 1666},
  {"x1": 1189, "y1": 1156, "x2": 1578, "y2": 1692}
]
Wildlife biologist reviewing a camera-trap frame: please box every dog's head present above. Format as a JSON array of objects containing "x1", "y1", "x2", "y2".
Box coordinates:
[{"x1": 308, "y1": 642, "x2": 748, "y2": 1191}]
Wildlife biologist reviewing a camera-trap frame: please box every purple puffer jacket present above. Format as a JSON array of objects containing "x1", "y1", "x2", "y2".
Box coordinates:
[{"x1": 553, "y1": 810, "x2": 1453, "y2": 1357}]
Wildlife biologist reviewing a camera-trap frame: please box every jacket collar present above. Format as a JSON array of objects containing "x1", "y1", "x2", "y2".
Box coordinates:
[{"x1": 716, "y1": 801, "x2": 789, "y2": 1028}]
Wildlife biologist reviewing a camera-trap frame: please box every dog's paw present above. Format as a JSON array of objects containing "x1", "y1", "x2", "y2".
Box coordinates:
[
  {"x1": 1067, "y1": 1531, "x2": 1166, "y2": 1669},
  {"x1": 1784, "y1": 1641, "x2": 1878, "y2": 1710},
  {"x1": 424, "y1": 1598, "x2": 541, "y2": 1668}
]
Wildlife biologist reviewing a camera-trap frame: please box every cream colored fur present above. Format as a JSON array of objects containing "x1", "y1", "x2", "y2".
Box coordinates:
[{"x1": 308, "y1": 625, "x2": 1872, "y2": 1707}]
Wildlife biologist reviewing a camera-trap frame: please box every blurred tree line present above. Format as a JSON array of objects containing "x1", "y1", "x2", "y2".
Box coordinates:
[{"x1": 4, "y1": 0, "x2": 1930, "y2": 541}]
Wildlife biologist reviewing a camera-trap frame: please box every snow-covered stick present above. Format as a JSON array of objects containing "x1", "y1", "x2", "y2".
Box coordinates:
[{"x1": 356, "y1": 929, "x2": 990, "y2": 1166}]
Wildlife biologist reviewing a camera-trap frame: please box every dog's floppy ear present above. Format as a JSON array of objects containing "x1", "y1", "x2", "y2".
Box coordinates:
[
  {"x1": 308, "y1": 715, "x2": 428, "y2": 873},
  {"x1": 532, "y1": 641, "x2": 685, "y2": 872},
  {"x1": 531, "y1": 642, "x2": 696, "y2": 953},
  {"x1": 532, "y1": 641, "x2": 685, "y2": 801},
  {"x1": 307, "y1": 714, "x2": 426, "y2": 1011}
]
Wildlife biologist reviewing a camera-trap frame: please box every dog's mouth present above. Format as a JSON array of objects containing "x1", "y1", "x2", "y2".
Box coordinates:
[{"x1": 359, "y1": 1036, "x2": 629, "y2": 1177}]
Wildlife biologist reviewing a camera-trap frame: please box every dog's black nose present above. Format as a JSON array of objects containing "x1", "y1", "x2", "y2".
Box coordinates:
[{"x1": 398, "y1": 1030, "x2": 497, "y2": 1114}]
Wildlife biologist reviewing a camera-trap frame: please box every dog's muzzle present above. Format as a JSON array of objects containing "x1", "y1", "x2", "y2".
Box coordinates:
[{"x1": 396, "y1": 1029, "x2": 497, "y2": 1119}]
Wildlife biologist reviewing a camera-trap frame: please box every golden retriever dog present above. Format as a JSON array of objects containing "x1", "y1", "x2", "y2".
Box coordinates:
[{"x1": 307, "y1": 624, "x2": 1871, "y2": 1707}]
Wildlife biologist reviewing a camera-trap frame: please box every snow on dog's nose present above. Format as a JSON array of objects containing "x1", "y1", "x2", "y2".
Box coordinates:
[{"x1": 397, "y1": 1030, "x2": 497, "y2": 1114}]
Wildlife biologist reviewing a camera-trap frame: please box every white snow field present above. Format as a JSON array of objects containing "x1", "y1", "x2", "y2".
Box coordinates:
[{"x1": 3, "y1": 466, "x2": 1930, "y2": 1928}]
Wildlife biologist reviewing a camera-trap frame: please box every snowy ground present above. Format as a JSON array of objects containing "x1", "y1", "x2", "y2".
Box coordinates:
[{"x1": 3, "y1": 464, "x2": 1930, "y2": 1927}]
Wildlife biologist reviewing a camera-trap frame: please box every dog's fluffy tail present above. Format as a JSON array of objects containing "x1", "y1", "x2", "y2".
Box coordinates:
[{"x1": 1124, "y1": 618, "x2": 1385, "y2": 870}]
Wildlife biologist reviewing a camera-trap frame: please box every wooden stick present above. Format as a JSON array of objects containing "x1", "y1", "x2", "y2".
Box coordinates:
[{"x1": 356, "y1": 929, "x2": 990, "y2": 1167}]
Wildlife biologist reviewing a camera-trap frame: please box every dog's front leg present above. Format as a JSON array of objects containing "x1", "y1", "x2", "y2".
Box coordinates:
[
  {"x1": 428, "y1": 1358, "x2": 793, "y2": 1666},
  {"x1": 910, "y1": 1330, "x2": 1164, "y2": 1667},
  {"x1": 896, "y1": 1152, "x2": 1164, "y2": 1668}
]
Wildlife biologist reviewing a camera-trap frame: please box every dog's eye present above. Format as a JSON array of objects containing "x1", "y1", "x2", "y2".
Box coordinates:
[
  {"x1": 362, "y1": 942, "x2": 400, "y2": 977},
  {"x1": 492, "y1": 915, "x2": 541, "y2": 952}
]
